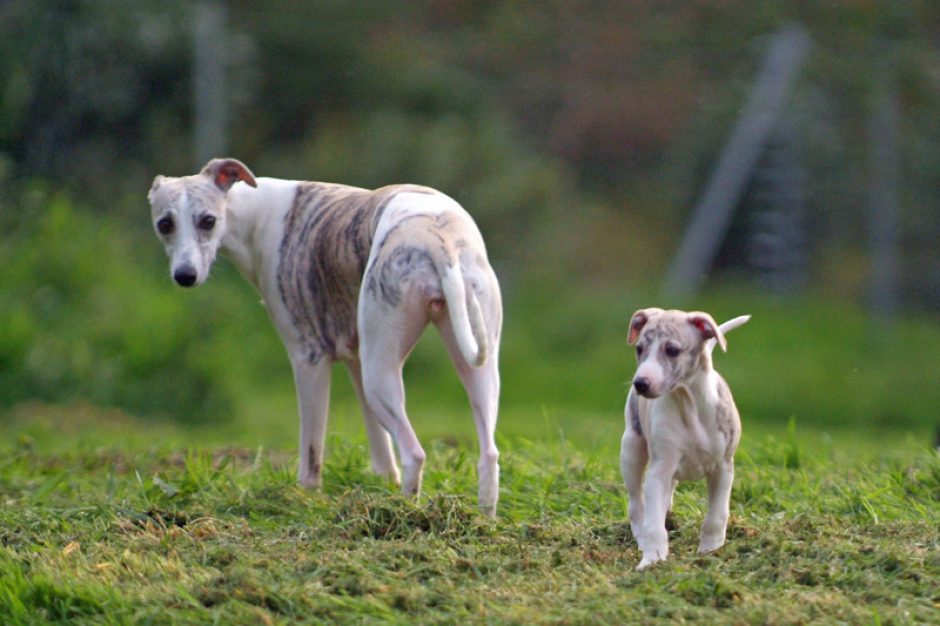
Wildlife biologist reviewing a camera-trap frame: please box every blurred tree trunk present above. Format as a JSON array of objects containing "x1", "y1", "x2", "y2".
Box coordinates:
[
  {"x1": 663, "y1": 24, "x2": 810, "y2": 300},
  {"x1": 867, "y1": 45, "x2": 900, "y2": 323},
  {"x1": 193, "y1": 1, "x2": 229, "y2": 167}
]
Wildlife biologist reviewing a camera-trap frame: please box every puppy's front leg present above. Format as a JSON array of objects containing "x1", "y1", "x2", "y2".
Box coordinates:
[
  {"x1": 699, "y1": 459, "x2": 734, "y2": 554},
  {"x1": 290, "y1": 354, "x2": 333, "y2": 489},
  {"x1": 638, "y1": 455, "x2": 678, "y2": 570},
  {"x1": 620, "y1": 429, "x2": 648, "y2": 546}
]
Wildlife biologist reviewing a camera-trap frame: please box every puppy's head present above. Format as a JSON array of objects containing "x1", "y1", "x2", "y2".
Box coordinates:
[
  {"x1": 627, "y1": 308, "x2": 725, "y2": 398},
  {"x1": 148, "y1": 158, "x2": 257, "y2": 287}
]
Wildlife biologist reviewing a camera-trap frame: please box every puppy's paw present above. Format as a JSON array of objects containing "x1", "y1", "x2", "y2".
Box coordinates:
[
  {"x1": 478, "y1": 503, "x2": 497, "y2": 519},
  {"x1": 636, "y1": 554, "x2": 664, "y2": 571},
  {"x1": 636, "y1": 545, "x2": 667, "y2": 571},
  {"x1": 298, "y1": 475, "x2": 322, "y2": 490}
]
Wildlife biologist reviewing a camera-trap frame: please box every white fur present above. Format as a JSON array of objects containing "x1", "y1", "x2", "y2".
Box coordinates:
[
  {"x1": 149, "y1": 161, "x2": 502, "y2": 516},
  {"x1": 621, "y1": 309, "x2": 749, "y2": 570}
]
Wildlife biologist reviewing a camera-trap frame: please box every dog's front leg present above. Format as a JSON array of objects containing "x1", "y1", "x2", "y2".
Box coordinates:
[
  {"x1": 290, "y1": 354, "x2": 333, "y2": 489},
  {"x1": 346, "y1": 359, "x2": 401, "y2": 486},
  {"x1": 699, "y1": 459, "x2": 734, "y2": 554},
  {"x1": 638, "y1": 455, "x2": 678, "y2": 570}
]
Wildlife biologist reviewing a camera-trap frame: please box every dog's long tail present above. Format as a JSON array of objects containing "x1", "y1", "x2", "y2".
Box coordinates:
[
  {"x1": 439, "y1": 263, "x2": 489, "y2": 367},
  {"x1": 705, "y1": 315, "x2": 751, "y2": 356}
]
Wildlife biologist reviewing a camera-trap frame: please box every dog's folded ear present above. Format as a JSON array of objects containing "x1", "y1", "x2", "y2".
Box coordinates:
[
  {"x1": 628, "y1": 308, "x2": 662, "y2": 344},
  {"x1": 202, "y1": 158, "x2": 258, "y2": 192},
  {"x1": 688, "y1": 312, "x2": 727, "y2": 352}
]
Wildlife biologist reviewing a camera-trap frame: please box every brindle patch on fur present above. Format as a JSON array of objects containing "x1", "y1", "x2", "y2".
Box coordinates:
[
  {"x1": 307, "y1": 444, "x2": 321, "y2": 478},
  {"x1": 277, "y1": 183, "x2": 434, "y2": 362},
  {"x1": 370, "y1": 245, "x2": 435, "y2": 307},
  {"x1": 628, "y1": 392, "x2": 643, "y2": 437},
  {"x1": 364, "y1": 211, "x2": 467, "y2": 310},
  {"x1": 714, "y1": 378, "x2": 738, "y2": 458}
]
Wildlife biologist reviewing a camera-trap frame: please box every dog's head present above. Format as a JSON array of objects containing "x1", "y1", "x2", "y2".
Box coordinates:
[
  {"x1": 148, "y1": 158, "x2": 257, "y2": 287},
  {"x1": 627, "y1": 308, "x2": 726, "y2": 398}
]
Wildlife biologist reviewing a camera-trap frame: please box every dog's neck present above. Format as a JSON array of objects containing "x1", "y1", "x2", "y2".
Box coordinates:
[{"x1": 218, "y1": 178, "x2": 296, "y2": 290}]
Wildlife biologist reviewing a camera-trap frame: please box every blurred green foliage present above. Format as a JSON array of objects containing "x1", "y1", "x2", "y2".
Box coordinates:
[
  {"x1": 2, "y1": 1, "x2": 940, "y2": 430},
  {"x1": 0, "y1": 185, "x2": 287, "y2": 421}
]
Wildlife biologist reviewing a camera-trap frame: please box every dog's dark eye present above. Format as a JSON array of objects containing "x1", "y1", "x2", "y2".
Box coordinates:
[
  {"x1": 197, "y1": 215, "x2": 216, "y2": 230},
  {"x1": 636, "y1": 345, "x2": 644, "y2": 357},
  {"x1": 665, "y1": 345, "x2": 681, "y2": 358},
  {"x1": 156, "y1": 217, "x2": 174, "y2": 235}
]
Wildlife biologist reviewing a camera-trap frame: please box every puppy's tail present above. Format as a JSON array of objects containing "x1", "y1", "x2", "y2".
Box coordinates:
[
  {"x1": 706, "y1": 315, "x2": 751, "y2": 356},
  {"x1": 440, "y1": 263, "x2": 489, "y2": 367}
]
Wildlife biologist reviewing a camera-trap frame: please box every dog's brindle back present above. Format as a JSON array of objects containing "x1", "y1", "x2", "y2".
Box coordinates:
[{"x1": 277, "y1": 182, "x2": 438, "y2": 363}]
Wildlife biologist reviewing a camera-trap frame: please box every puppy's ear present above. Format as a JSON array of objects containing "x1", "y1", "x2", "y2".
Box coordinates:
[
  {"x1": 148, "y1": 175, "x2": 164, "y2": 203},
  {"x1": 688, "y1": 312, "x2": 726, "y2": 352},
  {"x1": 201, "y1": 158, "x2": 258, "y2": 192},
  {"x1": 628, "y1": 308, "x2": 660, "y2": 344}
]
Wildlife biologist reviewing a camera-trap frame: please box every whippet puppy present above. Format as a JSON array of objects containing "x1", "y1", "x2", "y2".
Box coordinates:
[
  {"x1": 148, "y1": 158, "x2": 502, "y2": 515},
  {"x1": 620, "y1": 308, "x2": 750, "y2": 569}
]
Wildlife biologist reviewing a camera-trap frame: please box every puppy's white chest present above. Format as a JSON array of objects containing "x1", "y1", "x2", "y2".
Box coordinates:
[
  {"x1": 673, "y1": 446, "x2": 721, "y2": 481},
  {"x1": 648, "y1": 397, "x2": 727, "y2": 481}
]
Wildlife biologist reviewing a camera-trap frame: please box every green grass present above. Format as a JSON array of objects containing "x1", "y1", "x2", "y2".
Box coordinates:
[{"x1": 0, "y1": 405, "x2": 937, "y2": 624}]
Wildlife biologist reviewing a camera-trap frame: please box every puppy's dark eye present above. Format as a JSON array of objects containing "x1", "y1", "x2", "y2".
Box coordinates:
[
  {"x1": 665, "y1": 345, "x2": 681, "y2": 358},
  {"x1": 636, "y1": 345, "x2": 644, "y2": 357},
  {"x1": 156, "y1": 217, "x2": 174, "y2": 235},
  {"x1": 197, "y1": 215, "x2": 216, "y2": 230}
]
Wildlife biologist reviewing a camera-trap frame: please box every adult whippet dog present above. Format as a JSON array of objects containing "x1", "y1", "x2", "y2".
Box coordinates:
[
  {"x1": 148, "y1": 158, "x2": 503, "y2": 515},
  {"x1": 621, "y1": 308, "x2": 749, "y2": 569}
]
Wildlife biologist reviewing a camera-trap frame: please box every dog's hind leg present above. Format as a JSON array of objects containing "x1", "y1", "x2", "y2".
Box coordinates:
[
  {"x1": 346, "y1": 359, "x2": 401, "y2": 486},
  {"x1": 358, "y1": 300, "x2": 430, "y2": 497},
  {"x1": 437, "y1": 313, "x2": 501, "y2": 517},
  {"x1": 290, "y1": 354, "x2": 333, "y2": 489}
]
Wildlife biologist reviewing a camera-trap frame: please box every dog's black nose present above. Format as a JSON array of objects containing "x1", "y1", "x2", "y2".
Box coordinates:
[
  {"x1": 633, "y1": 377, "x2": 651, "y2": 395},
  {"x1": 173, "y1": 267, "x2": 198, "y2": 287}
]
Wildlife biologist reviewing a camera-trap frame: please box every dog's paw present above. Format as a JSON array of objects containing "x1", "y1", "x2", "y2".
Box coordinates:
[
  {"x1": 373, "y1": 465, "x2": 401, "y2": 487},
  {"x1": 697, "y1": 537, "x2": 725, "y2": 554}
]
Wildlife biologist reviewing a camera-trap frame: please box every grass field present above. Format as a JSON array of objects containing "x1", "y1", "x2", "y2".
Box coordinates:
[
  {"x1": 4, "y1": 248, "x2": 940, "y2": 623},
  {"x1": 0, "y1": 402, "x2": 937, "y2": 625}
]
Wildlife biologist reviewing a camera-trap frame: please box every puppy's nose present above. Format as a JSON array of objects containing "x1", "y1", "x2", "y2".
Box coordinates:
[
  {"x1": 633, "y1": 377, "x2": 651, "y2": 395},
  {"x1": 173, "y1": 266, "x2": 198, "y2": 287}
]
